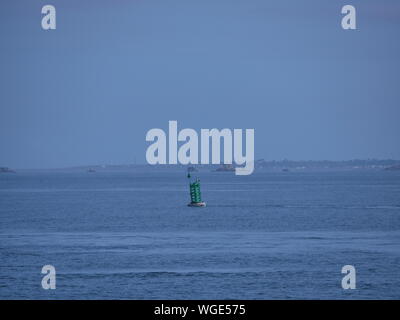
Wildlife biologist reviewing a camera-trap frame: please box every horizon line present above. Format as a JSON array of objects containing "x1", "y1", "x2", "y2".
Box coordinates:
[{"x1": 2, "y1": 158, "x2": 400, "y2": 171}]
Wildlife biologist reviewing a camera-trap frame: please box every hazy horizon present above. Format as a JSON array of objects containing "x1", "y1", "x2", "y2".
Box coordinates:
[{"x1": 2, "y1": 158, "x2": 399, "y2": 171}]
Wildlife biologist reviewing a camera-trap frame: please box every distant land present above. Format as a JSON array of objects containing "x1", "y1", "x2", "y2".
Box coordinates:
[
  {"x1": 2, "y1": 160, "x2": 400, "y2": 173},
  {"x1": 254, "y1": 159, "x2": 400, "y2": 171}
]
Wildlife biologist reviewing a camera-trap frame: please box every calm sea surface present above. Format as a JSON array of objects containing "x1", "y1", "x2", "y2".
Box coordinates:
[{"x1": 0, "y1": 169, "x2": 399, "y2": 299}]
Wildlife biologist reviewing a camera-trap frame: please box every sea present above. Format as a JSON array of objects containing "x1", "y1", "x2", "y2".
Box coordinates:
[{"x1": 0, "y1": 168, "x2": 399, "y2": 299}]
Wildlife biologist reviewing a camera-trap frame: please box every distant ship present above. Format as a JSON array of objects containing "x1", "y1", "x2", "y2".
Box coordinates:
[
  {"x1": 0, "y1": 167, "x2": 15, "y2": 173},
  {"x1": 384, "y1": 164, "x2": 400, "y2": 171},
  {"x1": 187, "y1": 166, "x2": 198, "y2": 172},
  {"x1": 216, "y1": 164, "x2": 235, "y2": 172}
]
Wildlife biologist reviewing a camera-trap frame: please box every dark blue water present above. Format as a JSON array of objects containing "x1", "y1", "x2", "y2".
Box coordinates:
[{"x1": 1, "y1": 169, "x2": 399, "y2": 299}]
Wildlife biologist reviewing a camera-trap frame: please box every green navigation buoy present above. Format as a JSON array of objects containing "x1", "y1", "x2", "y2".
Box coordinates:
[{"x1": 187, "y1": 171, "x2": 206, "y2": 207}]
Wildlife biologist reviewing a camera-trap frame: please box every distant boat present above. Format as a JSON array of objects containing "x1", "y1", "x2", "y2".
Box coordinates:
[
  {"x1": 282, "y1": 168, "x2": 289, "y2": 172},
  {"x1": 0, "y1": 167, "x2": 15, "y2": 173},
  {"x1": 87, "y1": 169, "x2": 96, "y2": 173},
  {"x1": 187, "y1": 166, "x2": 198, "y2": 172},
  {"x1": 216, "y1": 164, "x2": 235, "y2": 172},
  {"x1": 384, "y1": 164, "x2": 400, "y2": 171}
]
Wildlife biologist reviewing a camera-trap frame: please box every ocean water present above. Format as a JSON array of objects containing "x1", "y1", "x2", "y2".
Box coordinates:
[{"x1": 0, "y1": 169, "x2": 399, "y2": 299}]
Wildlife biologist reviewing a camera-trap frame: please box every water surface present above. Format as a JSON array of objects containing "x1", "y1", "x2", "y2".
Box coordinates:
[{"x1": 0, "y1": 169, "x2": 399, "y2": 299}]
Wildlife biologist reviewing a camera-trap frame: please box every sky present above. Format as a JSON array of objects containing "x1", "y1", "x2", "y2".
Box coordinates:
[{"x1": 0, "y1": 0, "x2": 399, "y2": 169}]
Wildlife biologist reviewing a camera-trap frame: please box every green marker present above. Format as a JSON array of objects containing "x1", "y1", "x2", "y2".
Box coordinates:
[{"x1": 187, "y1": 171, "x2": 206, "y2": 207}]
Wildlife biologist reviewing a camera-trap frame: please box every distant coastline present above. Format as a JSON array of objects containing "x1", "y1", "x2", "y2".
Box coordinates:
[{"x1": 4, "y1": 159, "x2": 400, "y2": 173}]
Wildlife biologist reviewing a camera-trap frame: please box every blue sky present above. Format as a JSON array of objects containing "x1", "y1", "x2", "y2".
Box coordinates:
[{"x1": 0, "y1": 0, "x2": 399, "y2": 168}]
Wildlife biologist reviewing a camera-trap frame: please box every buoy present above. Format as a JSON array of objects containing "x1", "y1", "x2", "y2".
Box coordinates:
[{"x1": 187, "y1": 171, "x2": 206, "y2": 207}]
